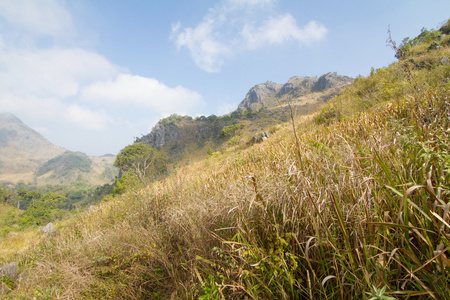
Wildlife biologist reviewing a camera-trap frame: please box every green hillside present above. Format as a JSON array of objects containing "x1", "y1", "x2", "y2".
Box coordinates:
[
  {"x1": 2, "y1": 19, "x2": 450, "y2": 299},
  {"x1": 36, "y1": 151, "x2": 92, "y2": 179}
]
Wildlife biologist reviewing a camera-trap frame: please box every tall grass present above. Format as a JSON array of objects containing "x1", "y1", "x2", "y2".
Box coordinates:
[{"x1": 4, "y1": 34, "x2": 450, "y2": 299}]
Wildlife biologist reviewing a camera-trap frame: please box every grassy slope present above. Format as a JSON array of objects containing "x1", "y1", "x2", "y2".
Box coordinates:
[
  {"x1": 4, "y1": 29, "x2": 450, "y2": 299},
  {"x1": 0, "y1": 203, "x2": 34, "y2": 260}
]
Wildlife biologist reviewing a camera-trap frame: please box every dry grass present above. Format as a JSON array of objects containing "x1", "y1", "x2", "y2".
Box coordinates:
[
  {"x1": 3, "y1": 33, "x2": 450, "y2": 299},
  {"x1": 0, "y1": 229, "x2": 40, "y2": 260}
]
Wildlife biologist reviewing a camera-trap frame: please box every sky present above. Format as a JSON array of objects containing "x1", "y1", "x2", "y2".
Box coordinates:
[{"x1": 0, "y1": 0, "x2": 449, "y2": 156}]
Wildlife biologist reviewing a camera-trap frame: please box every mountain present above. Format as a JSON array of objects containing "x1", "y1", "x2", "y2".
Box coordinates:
[
  {"x1": 0, "y1": 113, "x2": 117, "y2": 185},
  {"x1": 238, "y1": 72, "x2": 353, "y2": 110},
  {"x1": 0, "y1": 113, "x2": 65, "y2": 183},
  {"x1": 135, "y1": 72, "x2": 353, "y2": 166}
]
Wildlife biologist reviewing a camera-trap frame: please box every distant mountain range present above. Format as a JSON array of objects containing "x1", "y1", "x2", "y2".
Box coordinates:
[{"x1": 0, "y1": 113, "x2": 117, "y2": 186}]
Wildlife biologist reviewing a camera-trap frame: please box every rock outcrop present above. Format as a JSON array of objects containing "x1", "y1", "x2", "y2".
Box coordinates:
[
  {"x1": 0, "y1": 262, "x2": 17, "y2": 279},
  {"x1": 312, "y1": 72, "x2": 354, "y2": 92},
  {"x1": 238, "y1": 81, "x2": 283, "y2": 110},
  {"x1": 238, "y1": 73, "x2": 353, "y2": 110},
  {"x1": 136, "y1": 120, "x2": 180, "y2": 149}
]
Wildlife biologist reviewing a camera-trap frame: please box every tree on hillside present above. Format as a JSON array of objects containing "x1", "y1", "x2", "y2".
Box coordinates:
[
  {"x1": 16, "y1": 189, "x2": 41, "y2": 209},
  {"x1": 19, "y1": 192, "x2": 66, "y2": 227},
  {"x1": 0, "y1": 186, "x2": 15, "y2": 204},
  {"x1": 114, "y1": 142, "x2": 167, "y2": 181}
]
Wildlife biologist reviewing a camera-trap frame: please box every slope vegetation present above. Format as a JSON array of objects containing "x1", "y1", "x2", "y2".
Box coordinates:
[{"x1": 3, "y1": 21, "x2": 450, "y2": 299}]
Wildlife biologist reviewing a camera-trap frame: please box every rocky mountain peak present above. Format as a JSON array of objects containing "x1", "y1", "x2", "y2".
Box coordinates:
[
  {"x1": 312, "y1": 72, "x2": 354, "y2": 92},
  {"x1": 238, "y1": 73, "x2": 353, "y2": 110},
  {"x1": 238, "y1": 81, "x2": 283, "y2": 110}
]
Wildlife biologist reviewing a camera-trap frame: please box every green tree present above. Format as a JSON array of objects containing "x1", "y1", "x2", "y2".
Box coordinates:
[
  {"x1": 0, "y1": 186, "x2": 14, "y2": 204},
  {"x1": 19, "y1": 192, "x2": 66, "y2": 227},
  {"x1": 113, "y1": 170, "x2": 142, "y2": 195},
  {"x1": 16, "y1": 189, "x2": 41, "y2": 209},
  {"x1": 114, "y1": 142, "x2": 167, "y2": 181}
]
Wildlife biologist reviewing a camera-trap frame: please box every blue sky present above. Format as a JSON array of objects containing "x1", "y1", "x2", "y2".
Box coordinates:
[{"x1": 0, "y1": 0, "x2": 449, "y2": 155}]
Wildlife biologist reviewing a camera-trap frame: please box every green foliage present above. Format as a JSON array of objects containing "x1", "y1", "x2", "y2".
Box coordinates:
[
  {"x1": 206, "y1": 114, "x2": 218, "y2": 122},
  {"x1": 114, "y1": 142, "x2": 167, "y2": 181},
  {"x1": 113, "y1": 170, "x2": 142, "y2": 196},
  {"x1": 220, "y1": 123, "x2": 245, "y2": 137},
  {"x1": 1, "y1": 275, "x2": 16, "y2": 291},
  {"x1": 0, "y1": 207, "x2": 20, "y2": 237},
  {"x1": 440, "y1": 18, "x2": 450, "y2": 34},
  {"x1": 199, "y1": 275, "x2": 222, "y2": 300},
  {"x1": 0, "y1": 186, "x2": 14, "y2": 203},
  {"x1": 160, "y1": 113, "x2": 192, "y2": 125},
  {"x1": 366, "y1": 285, "x2": 396, "y2": 300},
  {"x1": 315, "y1": 107, "x2": 341, "y2": 125},
  {"x1": 36, "y1": 151, "x2": 92, "y2": 177},
  {"x1": 19, "y1": 192, "x2": 66, "y2": 227},
  {"x1": 228, "y1": 136, "x2": 241, "y2": 146},
  {"x1": 397, "y1": 25, "x2": 444, "y2": 59}
]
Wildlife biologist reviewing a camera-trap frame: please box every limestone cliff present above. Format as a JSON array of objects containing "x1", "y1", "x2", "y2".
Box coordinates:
[
  {"x1": 238, "y1": 81, "x2": 283, "y2": 110},
  {"x1": 238, "y1": 72, "x2": 353, "y2": 109},
  {"x1": 137, "y1": 120, "x2": 181, "y2": 148}
]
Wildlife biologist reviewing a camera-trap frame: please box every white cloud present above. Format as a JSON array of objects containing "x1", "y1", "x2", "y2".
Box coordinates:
[
  {"x1": 0, "y1": 44, "x2": 121, "y2": 131},
  {"x1": 241, "y1": 15, "x2": 328, "y2": 50},
  {"x1": 171, "y1": 0, "x2": 327, "y2": 72},
  {"x1": 81, "y1": 74, "x2": 204, "y2": 114},
  {"x1": 0, "y1": 47, "x2": 120, "y2": 98},
  {"x1": 66, "y1": 104, "x2": 111, "y2": 130},
  {"x1": 217, "y1": 102, "x2": 237, "y2": 116},
  {"x1": 227, "y1": 0, "x2": 277, "y2": 9},
  {"x1": 0, "y1": 0, "x2": 73, "y2": 38},
  {"x1": 172, "y1": 19, "x2": 231, "y2": 73},
  {"x1": 0, "y1": 94, "x2": 111, "y2": 131}
]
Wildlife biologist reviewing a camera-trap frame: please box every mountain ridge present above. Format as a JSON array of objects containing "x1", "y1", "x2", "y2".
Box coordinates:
[
  {"x1": 135, "y1": 72, "x2": 353, "y2": 167},
  {"x1": 0, "y1": 113, "x2": 117, "y2": 185},
  {"x1": 238, "y1": 72, "x2": 353, "y2": 110}
]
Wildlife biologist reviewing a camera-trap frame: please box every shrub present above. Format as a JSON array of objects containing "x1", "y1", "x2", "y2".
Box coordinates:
[{"x1": 220, "y1": 123, "x2": 245, "y2": 137}]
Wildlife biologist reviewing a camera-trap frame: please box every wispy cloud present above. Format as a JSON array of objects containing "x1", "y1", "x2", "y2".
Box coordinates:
[
  {"x1": 171, "y1": 0, "x2": 327, "y2": 72},
  {"x1": 241, "y1": 15, "x2": 328, "y2": 50},
  {"x1": 0, "y1": 0, "x2": 74, "y2": 38},
  {"x1": 81, "y1": 74, "x2": 204, "y2": 115}
]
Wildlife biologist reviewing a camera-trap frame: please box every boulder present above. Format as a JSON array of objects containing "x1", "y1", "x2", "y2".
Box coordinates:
[
  {"x1": 42, "y1": 222, "x2": 54, "y2": 234},
  {"x1": 253, "y1": 131, "x2": 271, "y2": 143},
  {"x1": 429, "y1": 41, "x2": 443, "y2": 50},
  {"x1": 0, "y1": 262, "x2": 17, "y2": 279}
]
